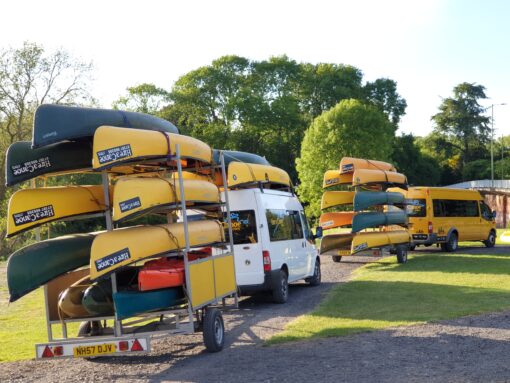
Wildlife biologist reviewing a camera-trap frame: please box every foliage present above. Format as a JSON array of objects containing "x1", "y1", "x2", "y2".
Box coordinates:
[
  {"x1": 0, "y1": 42, "x2": 94, "y2": 258},
  {"x1": 391, "y1": 133, "x2": 441, "y2": 186},
  {"x1": 112, "y1": 83, "x2": 170, "y2": 115},
  {"x1": 430, "y1": 82, "x2": 490, "y2": 178},
  {"x1": 297, "y1": 99, "x2": 396, "y2": 218},
  {"x1": 363, "y1": 78, "x2": 407, "y2": 125}
]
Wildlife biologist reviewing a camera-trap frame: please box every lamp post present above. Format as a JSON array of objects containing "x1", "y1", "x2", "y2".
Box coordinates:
[{"x1": 490, "y1": 103, "x2": 506, "y2": 188}]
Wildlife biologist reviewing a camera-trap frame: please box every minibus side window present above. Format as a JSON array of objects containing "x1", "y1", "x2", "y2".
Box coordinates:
[
  {"x1": 480, "y1": 201, "x2": 492, "y2": 221},
  {"x1": 433, "y1": 199, "x2": 479, "y2": 217},
  {"x1": 228, "y1": 210, "x2": 258, "y2": 244}
]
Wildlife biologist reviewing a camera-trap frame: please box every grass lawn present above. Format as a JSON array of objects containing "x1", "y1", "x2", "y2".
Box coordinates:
[
  {"x1": 0, "y1": 262, "x2": 79, "y2": 362},
  {"x1": 269, "y1": 247, "x2": 510, "y2": 344}
]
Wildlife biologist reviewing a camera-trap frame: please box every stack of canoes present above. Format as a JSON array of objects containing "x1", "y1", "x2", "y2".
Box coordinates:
[
  {"x1": 5, "y1": 104, "x2": 292, "y2": 320},
  {"x1": 319, "y1": 157, "x2": 411, "y2": 257}
]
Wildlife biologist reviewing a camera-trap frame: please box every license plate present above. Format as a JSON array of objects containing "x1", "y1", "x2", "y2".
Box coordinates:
[
  {"x1": 337, "y1": 249, "x2": 350, "y2": 256},
  {"x1": 73, "y1": 343, "x2": 116, "y2": 357}
]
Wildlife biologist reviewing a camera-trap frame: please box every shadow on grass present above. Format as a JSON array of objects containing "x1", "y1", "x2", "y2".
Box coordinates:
[
  {"x1": 366, "y1": 253, "x2": 510, "y2": 275},
  {"x1": 270, "y1": 280, "x2": 510, "y2": 343}
]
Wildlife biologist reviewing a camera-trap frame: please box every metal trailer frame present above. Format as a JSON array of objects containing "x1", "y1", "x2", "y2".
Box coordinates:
[{"x1": 36, "y1": 146, "x2": 238, "y2": 359}]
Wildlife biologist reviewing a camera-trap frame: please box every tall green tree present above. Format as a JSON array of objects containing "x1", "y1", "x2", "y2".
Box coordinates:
[
  {"x1": 364, "y1": 78, "x2": 407, "y2": 125},
  {"x1": 431, "y1": 82, "x2": 490, "y2": 179},
  {"x1": 297, "y1": 99, "x2": 396, "y2": 218},
  {"x1": 112, "y1": 83, "x2": 170, "y2": 115}
]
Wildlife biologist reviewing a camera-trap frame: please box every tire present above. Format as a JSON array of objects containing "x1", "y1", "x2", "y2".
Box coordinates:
[
  {"x1": 445, "y1": 232, "x2": 458, "y2": 252},
  {"x1": 409, "y1": 245, "x2": 416, "y2": 251},
  {"x1": 272, "y1": 269, "x2": 289, "y2": 304},
  {"x1": 77, "y1": 321, "x2": 91, "y2": 337},
  {"x1": 203, "y1": 308, "x2": 224, "y2": 353},
  {"x1": 483, "y1": 231, "x2": 496, "y2": 248},
  {"x1": 396, "y1": 246, "x2": 408, "y2": 264},
  {"x1": 306, "y1": 259, "x2": 321, "y2": 286},
  {"x1": 332, "y1": 255, "x2": 342, "y2": 263}
]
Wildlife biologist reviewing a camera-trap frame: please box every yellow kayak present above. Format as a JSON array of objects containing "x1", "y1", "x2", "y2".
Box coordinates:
[
  {"x1": 90, "y1": 220, "x2": 224, "y2": 279},
  {"x1": 113, "y1": 177, "x2": 220, "y2": 222},
  {"x1": 92, "y1": 126, "x2": 213, "y2": 170},
  {"x1": 340, "y1": 157, "x2": 396, "y2": 174},
  {"x1": 352, "y1": 169, "x2": 407, "y2": 188},
  {"x1": 7, "y1": 185, "x2": 108, "y2": 237},
  {"x1": 323, "y1": 170, "x2": 353, "y2": 189},
  {"x1": 321, "y1": 191, "x2": 355, "y2": 210},
  {"x1": 227, "y1": 162, "x2": 291, "y2": 188},
  {"x1": 320, "y1": 230, "x2": 410, "y2": 255}
]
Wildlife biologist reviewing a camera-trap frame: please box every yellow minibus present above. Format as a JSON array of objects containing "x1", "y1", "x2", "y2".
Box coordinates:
[{"x1": 404, "y1": 187, "x2": 496, "y2": 251}]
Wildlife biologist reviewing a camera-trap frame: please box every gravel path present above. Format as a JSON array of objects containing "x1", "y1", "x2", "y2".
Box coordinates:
[{"x1": 1, "y1": 247, "x2": 510, "y2": 382}]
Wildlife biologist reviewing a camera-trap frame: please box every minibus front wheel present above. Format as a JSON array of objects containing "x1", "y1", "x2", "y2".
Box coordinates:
[{"x1": 483, "y1": 230, "x2": 496, "y2": 248}]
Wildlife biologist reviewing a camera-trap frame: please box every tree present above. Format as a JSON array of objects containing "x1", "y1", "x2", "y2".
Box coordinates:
[
  {"x1": 364, "y1": 78, "x2": 407, "y2": 125},
  {"x1": 431, "y1": 82, "x2": 490, "y2": 178},
  {"x1": 0, "y1": 42, "x2": 94, "y2": 257},
  {"x1": 297, "y1": 99, "x2": 396, "y2": 218},
  {"x1": 112, "y1": 83, "x2": 170, "y2": 115},
  {"x1": 391, "y1": 133, "x2": 440, "y2": 186}
]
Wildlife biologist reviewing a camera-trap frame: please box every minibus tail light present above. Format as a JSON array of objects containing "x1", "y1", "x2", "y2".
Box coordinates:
[
  {"x1": 262, "y1": 251, "x2": 271, "y2": 272},
  {"x1": 428, "y1": 221, "x2": 433, "y2": 234}
]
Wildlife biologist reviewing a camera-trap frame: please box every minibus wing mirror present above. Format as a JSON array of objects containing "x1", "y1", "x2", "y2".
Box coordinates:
[
  {"x1": 492, "y1": 211, "x2": 497, "y2": 219},
  {"x1": 314, "y1": 226, "x2": 323, "y2": 239}
]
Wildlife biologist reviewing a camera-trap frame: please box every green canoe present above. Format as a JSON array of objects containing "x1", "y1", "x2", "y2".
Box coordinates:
[
  {"x1": 353, "y1": 191, "x2": 405, "y2": 212},
  {"x1": 212, "y1": 150, "x2": 270, "y2": 167},
  {"x1": 7, "y1": 233, "x2": 96, "y2": 302},
  {"x1": 5, "y1": 141, "x2": 92, "y2": 186},
  {"x1": 352, "y1": 211, "x2": 408, "y2": 233},
  {"x1": 32, "y1": 104, "x2": 179, "y2": 148},
  {"x1": 113, "y1": 288, "x2": 185, "y2": 320}
]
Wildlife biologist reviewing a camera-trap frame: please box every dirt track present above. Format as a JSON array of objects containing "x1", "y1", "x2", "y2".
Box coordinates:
[{"x1": 2, "y1": 247, "x2": 510, "y2": 382}]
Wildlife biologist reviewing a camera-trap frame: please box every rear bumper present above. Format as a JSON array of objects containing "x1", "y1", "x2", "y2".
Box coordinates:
[
  {"x1": 411, "y1": 233, "x2": 438, "y2": 245},
  {"x1": 237, "y1": 269, "x2": 280, "y2": 295}
]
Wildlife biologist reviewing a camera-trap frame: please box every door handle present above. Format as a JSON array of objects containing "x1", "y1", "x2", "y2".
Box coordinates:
[{"x1": 242, "y1": 246, "x2": 250, "y2": 250}]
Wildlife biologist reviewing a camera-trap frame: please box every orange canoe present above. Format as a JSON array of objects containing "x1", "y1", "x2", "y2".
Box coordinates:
[{"x1": 319, "y1": 212, "x2": 355, "y2": 230}]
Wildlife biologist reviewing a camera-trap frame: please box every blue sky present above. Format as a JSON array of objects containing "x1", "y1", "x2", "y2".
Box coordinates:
[{"x1": 1, "y1": 0, "x2": 509, "y2": 138}]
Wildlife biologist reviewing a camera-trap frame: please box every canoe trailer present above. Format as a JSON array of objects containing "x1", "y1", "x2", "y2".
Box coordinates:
[{"x1": 35, "y1": 147, "x2": 238, "y2": 359}]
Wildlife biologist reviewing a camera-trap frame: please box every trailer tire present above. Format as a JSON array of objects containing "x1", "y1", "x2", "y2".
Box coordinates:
[
  {"x1": 396, "y1": 246, "x2": 408, "y2": 264},
  {"x1": 77, "y1": 321, "x2": 91, "y2": 337},
  {"x1": 203, "y1": 308, "x2": 224, "y2": 353},
  {"x1": 332, "y1": 255, "x2": 342, "y2": 263}
]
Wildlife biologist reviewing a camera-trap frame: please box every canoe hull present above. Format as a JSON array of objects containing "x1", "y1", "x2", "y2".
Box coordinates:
[
  {"x1": 114, "y1": 288, "x2": 185, "y2": 320},
  {"x1": 90, "y1": 220, "x2": 224, "y2": 280},
  {"x1": 353, "y1": 191, "x2": 405, "y2": 211},
  {"x1": 7, "y1": 234, "x2": 96, "y2": 302},
  {"x1": 351, "y1": 231, "x2": 410, "y2": 254},
  {"x1": 352, "y1": 211, "x2": 408, "y2": 233},
  {"x1": 5, "y1": 141, "x2": 92, "y2": 186},
  {"x1": 92, "y1": 126, "x2": 212, "y2": 171},
  {"x1": 227, "y1": 162, "x2": 291, "y2": 188},
  {"x1": 321, "y1": 191, "x2": 355, "y2": 210},
  {"x1": 7, "y1": 185, "x2": 107, "y2": 237},
  {"x1": 352, "y1": 169, "x2": 407, "y2": 189},
  {"x1": 339, "y1": 157, "x2": 396, "y2": 174},
  {"x1": 319, "y1": 212, "x2": 355, "y2": 230},
  {"x1": 32, "y1": 104, "x2": 178, "y2": 148},
  {"x1": 113, "y1": 177, "x2": 220, "y2": 222},
  {"x1": 323, "y1": 170, "x2": 353, "y2": 189}
]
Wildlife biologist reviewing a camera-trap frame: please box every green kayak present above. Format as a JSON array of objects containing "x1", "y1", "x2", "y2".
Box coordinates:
[
  {"x1": 212, "y1": 150, "x2": 270, "y2": 167},
  {"x1": 353, "y1": 191, "x2": 405, "y2": 212},
  {"x1": 5, "y1": 141, "x2": 92, "y2": 186},
  {"x1": 32, "y1": 104, "x2": 179, "y2": 148},
  {"x1": 7, "y1": 233, "x2": 96, "y2": 302},
  {"x1": 352, "y1": 211, "x2": 408, "y2": 233}
]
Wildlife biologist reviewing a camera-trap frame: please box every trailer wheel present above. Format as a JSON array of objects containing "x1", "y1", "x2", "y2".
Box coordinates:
[
  {"x1": 332, "y1": 255, "x2": 342, "y2": 263},
  {"x1": 77, "y1": 321, "x2": 103, "y2": 337},
  {"x1": 203, "y1": 308, "x2": 224, "y2": 352},
  {"x1": 396, "y1": 246, "x2": 408, "y2": 264}
]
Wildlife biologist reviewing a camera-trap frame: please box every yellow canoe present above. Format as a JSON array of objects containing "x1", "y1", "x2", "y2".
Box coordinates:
[
  {"x1": 323, "y1": 170, "x2": 353, "y2": 189},
  {"x1": 7, "y1": 185, "x2": 108, "y2": 237},
  {"x1": 320, "y1": 230, "x2": 410, "y2": 255},
  {"x1": 93, "y1": 126, "x2": 213, "y2": 170},
  {"x1": 352, "y1": 169, "x2": 407, "y2": 188},
  {"x1": 227, "y1": 162, "x2": 291, "y2": 188},
  {"x1": 351, "y1": 230, "x2": 410, "y2": 254},
  {"x1": 321, "y1": 191, "x2": 355, "y2": 210},
  {"x1": 113, "y1": 177, "x2": 220, "y2": 222},
  {"x1": 340, "y1": 157, "x2": 396, "y2": 174},
  {"x1": 319, "y1": 212, "x2": 355, "y2": 230},
  {"x1": 90, "y1": 220, "x2": 224, "y2": 279}
]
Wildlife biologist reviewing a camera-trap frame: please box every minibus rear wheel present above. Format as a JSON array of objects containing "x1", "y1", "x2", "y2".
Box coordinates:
[
  {"x1": 443, "y1": 232, "x2": 458, "y2": 252},
  {"x1": 483, "y1": 230, "x2": 496, "y2": 248}
]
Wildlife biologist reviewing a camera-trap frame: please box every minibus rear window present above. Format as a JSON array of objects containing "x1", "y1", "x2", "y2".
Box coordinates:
[
  {"x1": 405, "y1": 199, "x2": 426, "y2": 217},
  {"x1": 228, "y1": 210, "x2": 258, "y2": 244}
]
